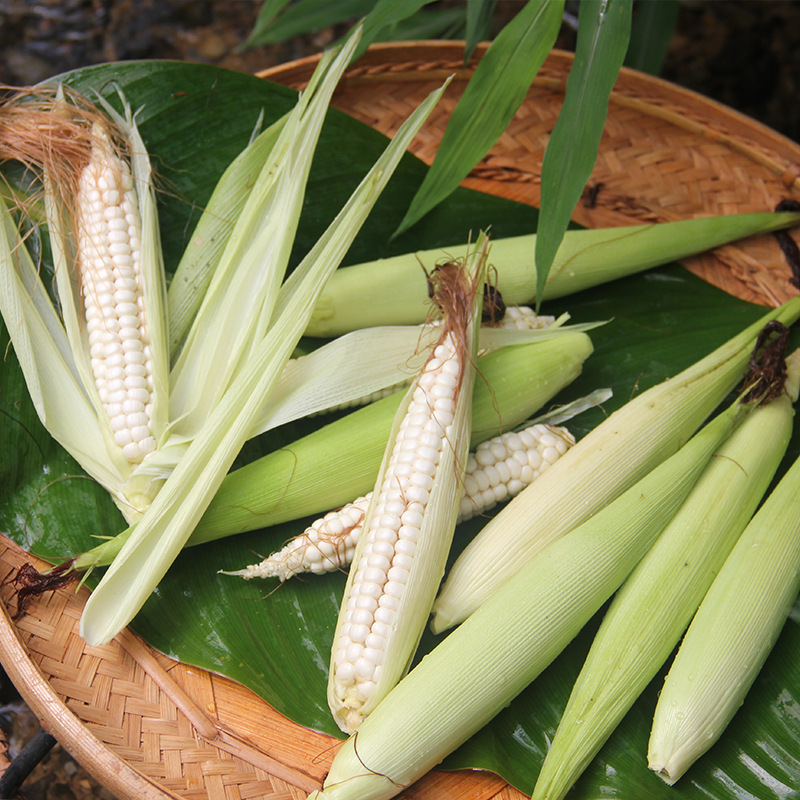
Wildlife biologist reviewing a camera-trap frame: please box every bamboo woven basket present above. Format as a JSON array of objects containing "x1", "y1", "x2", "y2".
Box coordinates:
[{"x1": 1, "y1": 42, "x2": 799, "y2": 800}]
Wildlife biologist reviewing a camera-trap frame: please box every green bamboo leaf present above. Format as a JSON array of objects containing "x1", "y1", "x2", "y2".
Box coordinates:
[
  {"x1": 465, "y1": 0, "x2": 497, "y2": 61},
  {"x1": 394, "y1": 0, "x2": 565, "y2": 236},
  {"x1": 625, "y1": 0, "x2": 680, "y2": 75},
  {"x1": 366, "y1": 6, "x2": 466, "y2": 48},
  {"x1": 244, "y1": 0, "x2": 295, "y2": 48},
  {"x1": 244, "y1": 0, "x2": 375, "y2": 46},
  {"x1": 534, "y1": 0, "x2": 632, "y2": 306},
  {"x1": 355, "y1": 0, "x2": 438, "y2": 59}
]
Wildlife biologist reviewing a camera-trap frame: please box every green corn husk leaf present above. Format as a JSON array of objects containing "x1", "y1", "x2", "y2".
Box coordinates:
[
  {"x1": 2, "y1": 60, "x2": 800, "y2": 798},
  {"x1": 305, "y1": 212, "x2": 800, "y2": 335},
  {"x1": 167, "y1": 113, "x2": 289, "y2": 357}
]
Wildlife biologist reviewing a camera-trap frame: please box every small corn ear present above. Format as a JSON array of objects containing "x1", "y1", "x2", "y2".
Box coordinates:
[
  {"x1": 431, "y1": 298, "x2": 800, "y2": 633},
  {"x1": 305, "y1": 393, "x2": 754, "y2": 800},
  {"x1": 306, "y1": 212, "x2": 800, "y2": 336},
  {"x1": 327, "y1": 238, "x2": 489, "y2": 733},
  {"x1": 531, "y1": 351, "x2": 800, "y2": 800},
  {"x1": 648, "y1": 386, "x2": 800, "y2": 783}
]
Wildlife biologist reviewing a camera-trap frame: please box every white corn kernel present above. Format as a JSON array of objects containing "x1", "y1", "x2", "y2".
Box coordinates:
[{"x1": 77, "y1": 124, "x2": 155, "y2": 465}]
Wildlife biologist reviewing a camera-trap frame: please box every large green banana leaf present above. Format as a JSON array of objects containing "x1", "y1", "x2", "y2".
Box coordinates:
[{"x1": 1, "y1": 61, "x2": 798, "y2": 799}]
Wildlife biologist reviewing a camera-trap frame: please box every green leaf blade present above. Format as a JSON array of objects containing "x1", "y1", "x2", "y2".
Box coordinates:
[
  {"x1": 395, "y1": 0, "x2": 565, "y2": 236},
  {"x1": 534, "y1": 0, "x2": 632, "y2": 305}
]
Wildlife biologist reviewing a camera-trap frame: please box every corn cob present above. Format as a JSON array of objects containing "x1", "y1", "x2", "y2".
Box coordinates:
[
  {"x1": 327, "y1": 241, "x2": 488, "y2": 734},
  {"x1": 305, "y1": 213, "x2": 800, "y2": 337},
  {"x1": 430, "y1": 299, "x2": 800, "y2": 633},
  {"x1": 531, "y1": 349, "x2": 800, "y2": 800},
  {"x1": 77, "y1": 124, "x2": 156, "y2": 464},
  {"x1": 648, "y1": 391, "x2": 800, "y2": 783},
  {"x1": 230, "y1": 423, "x2": 574, "y2": 582},
  {"x1": 306, "y1": 390, "x2": 755, "y2": 800}
]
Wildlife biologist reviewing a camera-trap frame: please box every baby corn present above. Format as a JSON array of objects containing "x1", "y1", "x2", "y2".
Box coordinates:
[{"x1": 532, "y1": 348, "x2": 800, "y2": 800}]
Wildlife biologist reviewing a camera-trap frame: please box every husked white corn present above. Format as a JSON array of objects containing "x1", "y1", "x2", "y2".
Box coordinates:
[
  {"x1": 231, "y1": 422, "x2": 574, "y2": 582},
  {"x1": 77, "y1": 124, "x2": 155, "y2": 464},
  {"x1": 459, "y1": 423, "x2": 573, "y2": 520},
  {"x1": 331, "y1": 335, "x2": 460, "y2": 717},
  {"x1": 234, "y1": 495, "x2": 371, "y2": 581},
  {"x1": 496, "y1": 305, "x2": 554, "y2": 330}
]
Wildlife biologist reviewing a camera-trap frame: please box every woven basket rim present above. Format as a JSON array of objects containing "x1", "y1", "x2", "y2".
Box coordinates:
[{"x1": 258, "y1": 42, "x2": 800, "y2": 196}]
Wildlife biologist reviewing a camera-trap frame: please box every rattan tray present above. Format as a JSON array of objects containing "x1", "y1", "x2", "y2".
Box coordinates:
[{"x1": 1, "y1": 42, "x2": 799, "y2": 800}]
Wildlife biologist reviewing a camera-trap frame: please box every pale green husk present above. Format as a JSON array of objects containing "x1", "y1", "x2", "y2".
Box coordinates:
[
  {"x1": 305, "y1": 212, "x2": 800, "y2": 336},
  {"x1": 531, "y1": 350, "x2": 800, "y2": 800},
  {"x1": 648, "y1": 369, "x2": 800, "y2": 783}
]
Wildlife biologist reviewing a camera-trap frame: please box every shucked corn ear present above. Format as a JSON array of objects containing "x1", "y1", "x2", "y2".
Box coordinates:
[
  {"x1": 229, "y1": 423, "x2": 574, "y2": 581},
  {"x1": 306, "y1": 386, "x2": 757, "y2": 800},
  {"x1": 327, "y1": 238, "x2": 489, "y2": 734},
  {"x1": 531, "y1": 347, "x2": 800, "y2": 800},
  {"x1": 306, "y1": 212, "x2": 800, "y2": 336},
  {"x1": 0, "y1": 90, "x2": 169, "y2": 521},
  {"x1": 71, "y1": 332, "x2": 593, "y2": 572},
  {"x1": 430, "y1": 298, "x2": 800, "y2": 632},
  {"x1": 77, "y1": 124, "x2": 162, "y2": 466},
  {"x1": 648, "y1": 378, "x2": 800, "y2": 783}
]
